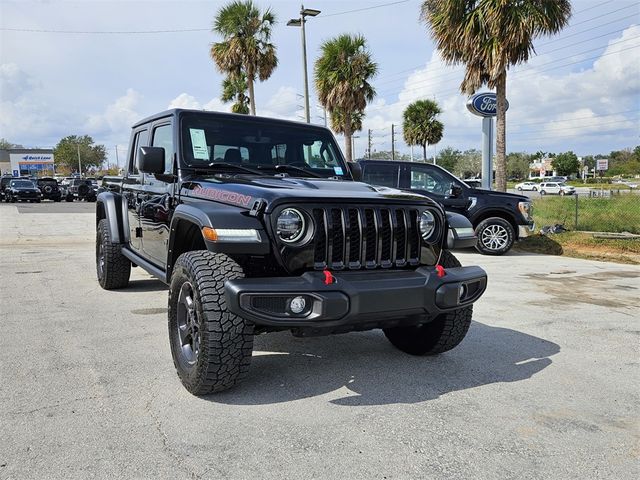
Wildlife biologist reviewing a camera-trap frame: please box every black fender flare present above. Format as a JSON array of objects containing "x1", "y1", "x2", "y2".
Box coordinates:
[
  {"x1": 96, "y1": 191, "x2": 128, "y2": 244},
  {"x1": 445, "y1": 212, "x2": 477, "y2": 249}
]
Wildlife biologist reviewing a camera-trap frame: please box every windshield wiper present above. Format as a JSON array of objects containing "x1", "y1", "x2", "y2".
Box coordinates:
[
  {"x1": 206, "y1": 162, "x2": 263, "y2": 175},
  {"x1": 273, "y1": 164, "x2": 322, "y2": 178}
]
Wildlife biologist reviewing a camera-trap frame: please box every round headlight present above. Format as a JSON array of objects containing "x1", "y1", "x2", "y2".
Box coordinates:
[
  {"x1": 419, "y1": 210, "x2": 437, "y2": 242},
  {"x1": 277, "y1": 208, "x2": 305, "y2": 243}
]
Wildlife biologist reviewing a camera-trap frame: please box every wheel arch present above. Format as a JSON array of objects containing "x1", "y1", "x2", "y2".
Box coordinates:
[
  {"x1": 167, "y1": 206, "x2": 210, "y2": 280},
  {"x1": 96, "y1": 191, "x2": 126, "y2": 244}
]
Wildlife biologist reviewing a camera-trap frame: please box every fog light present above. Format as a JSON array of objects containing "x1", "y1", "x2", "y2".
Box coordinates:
[
  {"x1": 289, "y1": 296, "x2": 307, "y2": 314},
  {"x1": 458, "y1": 284, "x2": 467, "y2": 301}
]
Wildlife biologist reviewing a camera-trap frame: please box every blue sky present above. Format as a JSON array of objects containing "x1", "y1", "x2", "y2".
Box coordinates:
[{"x1": 1, "y1": 0, "x2": 639, "y2": 166}]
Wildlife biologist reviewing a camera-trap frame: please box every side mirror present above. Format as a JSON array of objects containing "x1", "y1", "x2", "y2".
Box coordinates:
[
  {"x1": 448, "y1": 183, "x2": 463, "y2": 198},
  {"x1": 137, "y1": 146, "x2": 165, "y2": 175},
  {"x1": 348, "y1": 162, "x2": 363, "y2": 182}
]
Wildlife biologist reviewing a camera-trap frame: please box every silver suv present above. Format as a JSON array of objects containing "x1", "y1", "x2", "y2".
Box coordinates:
[{"x1": 539, "y1": 182, "x2": 576, "y2": 196}]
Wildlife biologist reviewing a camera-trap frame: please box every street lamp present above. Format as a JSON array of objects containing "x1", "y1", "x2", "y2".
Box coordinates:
[
  {"x1": 287, "y1": 5, "x2": 321, "y2": 124},
  {"x1": 76, "y1": 142, "x2": 83, "y2": 177}
]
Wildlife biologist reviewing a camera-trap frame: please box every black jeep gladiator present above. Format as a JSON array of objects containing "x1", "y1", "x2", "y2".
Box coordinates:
[
  {"x1": 359, "y1": 160, "x2": 535, "y2": 255},
  {"x1": 36, "y1": 177, "x2": 63, "y2": 202},
  {"x1": 96, "y1": 109, "x2": 487, "y2": 395}
]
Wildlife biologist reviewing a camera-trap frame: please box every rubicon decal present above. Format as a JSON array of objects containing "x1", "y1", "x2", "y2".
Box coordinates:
[{"x1": 192, "y1": 186, "x2": 253, "y2": 207}]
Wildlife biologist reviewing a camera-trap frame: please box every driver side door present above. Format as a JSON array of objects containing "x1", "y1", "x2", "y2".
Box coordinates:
[{"x1": 406, "y1": 164, "x2": 469, "y2": 215}]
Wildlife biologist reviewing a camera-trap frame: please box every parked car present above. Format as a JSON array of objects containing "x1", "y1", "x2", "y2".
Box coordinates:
[
  {"x1": 515, "y1": 181, "x2": 538, "y2": 191},
  {"x1": 65, "y1": 178, "x2": 97, "y2": 202},
  {"x1": 539, "y1": 182, "x2": 575, "y2": 196},
  {"x1": 0, "y1": 175, "x2": 15, "y2": 201},
  {"x1": 36, "y1": 177, "x2": 62, "y2": 202},
  {"x1": 95, "y1": 108, "x2": 487, "y2": 395},
  {"x1": 358, "y1": 160, "x2": 535, "y2": 255},
  {"x1": 4, "y1": 179, "x2": 41, "y2": 203}
]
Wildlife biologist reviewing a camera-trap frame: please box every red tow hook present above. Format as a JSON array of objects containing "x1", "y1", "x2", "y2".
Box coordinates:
[
  {"x1": 323, "y1": 270, "x2": 335, "y2": 285},
  {"x1": 435, "y1": 264, "x2": 446, "y2": 278}
]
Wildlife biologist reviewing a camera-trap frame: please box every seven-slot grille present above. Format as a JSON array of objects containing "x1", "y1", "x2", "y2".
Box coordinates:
[{"x1": 311, "y1": 206, "x2": 423, "y2": 270}]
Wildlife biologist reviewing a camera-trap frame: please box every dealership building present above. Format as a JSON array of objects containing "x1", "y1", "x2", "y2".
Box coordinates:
[{"x1": 0, "y1": 148, "x2": 55, "y2": 177}]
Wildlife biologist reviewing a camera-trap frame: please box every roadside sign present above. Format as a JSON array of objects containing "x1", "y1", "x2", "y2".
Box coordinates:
[
  {"x1": 596, "y1": 159, "x2": 608, "y2": 171},
  {"x1": 12, "y1": 170, "x2": 19, "y2": 177},
  {"x1": 466, "y1": 92, "x2": 510, "y2": 118}
]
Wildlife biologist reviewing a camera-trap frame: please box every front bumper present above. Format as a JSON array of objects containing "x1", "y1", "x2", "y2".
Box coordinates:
[
  {"x1": 225, "y1": 266, "x2": 487, "y2": 331},
  {"x1": 13, "y1": 192, "x2": 40, "y2": 200},
  {"x1": 518, "y1": 223, "x2": 535, "y2": 238}
]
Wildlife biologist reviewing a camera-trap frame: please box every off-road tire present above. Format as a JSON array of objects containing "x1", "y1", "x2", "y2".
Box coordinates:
[
  {"x1": 475, "y1": 217, "x2": 515, "y2": 256},
  {"x1": 383, "y1": 251, "x2": 473, "y2": 355},
  {"x1": 96, "y1": 219, "x2": 131, "y2": 289},
  {"x1": 168, "y1": 251, "x2": 254, "y2": 395}
]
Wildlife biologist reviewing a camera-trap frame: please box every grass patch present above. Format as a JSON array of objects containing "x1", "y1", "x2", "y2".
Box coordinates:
[
  {"x1": 516, "y1": 232, "x2": 640, "y2": 265},
  {"x1": 532, "y1": 195, "x2": 640, "y2": 234}
]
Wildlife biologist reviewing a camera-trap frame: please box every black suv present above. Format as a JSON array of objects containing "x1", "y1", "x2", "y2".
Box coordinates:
[
  {"x1": 36, "y1": 177, "x2": 62, "y2": 202},
  {"x1": 4, "y1": 179, "x2": 41, "y2": 203},
  {"x1": 65, "y1": 178, "x2": 97, "y2": 202},
  {"x1": 96, "y1": 109, "x2": 487, "y2": 395},
  {"x1": 359, "y1": 160, "x2": 535, "y2": 255},
  {"x1": 0, "y1": 176, "x2": 14, "y2": 201}
]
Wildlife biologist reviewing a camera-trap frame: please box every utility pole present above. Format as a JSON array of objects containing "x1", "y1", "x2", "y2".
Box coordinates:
[
  {"x1": 77, "y1": 143, "x2": 82, "y2": 176},
  {"x1": 391, "y1": 124, "x2": 395, "y2": 160},
  {"x1": 367, "y1": 129, "x2": 372, "y2": 158},
  {"x1": 114, "y1": 145, "x2": 119, "y2": 170}
]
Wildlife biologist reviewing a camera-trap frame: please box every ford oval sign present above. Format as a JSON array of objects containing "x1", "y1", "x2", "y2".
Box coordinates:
[{"x1": 466, "y1": 92, "x2": 509, "y2": 117}]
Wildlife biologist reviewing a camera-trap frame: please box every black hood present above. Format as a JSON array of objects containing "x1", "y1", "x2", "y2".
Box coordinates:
[
  {"x1": 468, "y1": 187, "x2": 529, "y2": 202},
  {"x1": 181, "y1": 174, "x2": 438, "y2": 211}
]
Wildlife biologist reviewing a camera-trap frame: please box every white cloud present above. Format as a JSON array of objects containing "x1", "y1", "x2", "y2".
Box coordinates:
[
  {"x1": 0, "y1": 63, "x2": 40, "y2": 101},
  {"x1": 360, "y1": 25, "x2": 640, "y2": 156},
  {"x1": 86, "y1": 88, "x2": 141, "y2": 137}
]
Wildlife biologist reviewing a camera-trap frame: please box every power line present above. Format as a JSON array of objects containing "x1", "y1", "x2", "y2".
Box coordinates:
[
  {"x1": 318, "y1": 0, "x2": 410, "y2": 19},
  {"x1": 374, "y1": 8, "x2": 637, "y2": 83},
  {"x1": 0, "y1": 0, "x2": 410, "y2": 34},
  {"x1": 374, "y1": 37, "x2": 640, "y2": 101},
  {"x1": 375, "y1": 20, "x2": 637, "y2": 89}
]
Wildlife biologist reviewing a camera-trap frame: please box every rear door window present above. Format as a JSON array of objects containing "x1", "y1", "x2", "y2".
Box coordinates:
[{"x1": 362, "y1": 164, "x2": 399, "y2": 188}]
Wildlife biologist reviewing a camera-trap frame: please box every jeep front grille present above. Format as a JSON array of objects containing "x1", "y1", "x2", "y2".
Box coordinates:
[{"x1": 311, "y1": 206, "x2": 422, "y2": 270}]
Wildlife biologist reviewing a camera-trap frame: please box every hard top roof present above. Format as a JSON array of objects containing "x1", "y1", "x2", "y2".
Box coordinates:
[{"x1": 132, "y1": 108, "x2": 331, "y2": 132}]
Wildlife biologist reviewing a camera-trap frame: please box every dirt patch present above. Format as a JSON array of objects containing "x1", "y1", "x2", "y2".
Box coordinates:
[{"x1": 522, "y1": 270, "x2": 640, "y2": 309}]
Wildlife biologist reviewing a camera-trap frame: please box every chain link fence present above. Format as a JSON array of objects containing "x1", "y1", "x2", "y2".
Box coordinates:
[{"x1": 532, "y1": 190, "x2": 640, "y2": 234}]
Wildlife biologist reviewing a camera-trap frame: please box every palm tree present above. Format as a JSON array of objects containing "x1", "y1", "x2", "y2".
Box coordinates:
[
  {"x1": 314, "y1": 34, "x2": 377, "y2": 162},
  {"x1": 402, "y1": 99, "x2": 444, "y2": 162},
  {"x1": 221, "y1": 73, "x2": 250, "y2": 114},
  {"x1": 421, "y1": 0, "x2": 571, "y2": 191},
  {"x1": 210, "y1": 0, "x2": 278, "y2": 115}
]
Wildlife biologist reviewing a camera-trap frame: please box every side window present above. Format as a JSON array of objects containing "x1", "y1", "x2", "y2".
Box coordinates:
[
  {"x1": 362, "y1": 164, "x2": 399, "y2": 188},
  {"x1": 410, "y1": 166, "x2": 454, "y2": 196},
  {"x1": 129, "y1": 129, "x2": 149, "y2": 175},
  {"x1": 151, "y1": 124, "x2": 174, "y2": 173}
]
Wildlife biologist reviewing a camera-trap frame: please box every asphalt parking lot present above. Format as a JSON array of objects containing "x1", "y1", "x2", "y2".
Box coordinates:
[{"x1": 1, "y1": 201, "x2": 638, "y2": 479}]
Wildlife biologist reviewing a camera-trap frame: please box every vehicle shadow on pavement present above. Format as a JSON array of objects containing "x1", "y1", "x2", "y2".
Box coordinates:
[{"x1": 210, "y1": 321, "x2": 559, "y2": 406}]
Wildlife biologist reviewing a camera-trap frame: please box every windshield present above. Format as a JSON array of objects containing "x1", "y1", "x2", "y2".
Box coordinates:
[
  {"x1": 180, "y1": 113, "x2": 350, "y2": 179},
  {"x1": 11, "y1": 180, "x2": 34, "y2": 188}
]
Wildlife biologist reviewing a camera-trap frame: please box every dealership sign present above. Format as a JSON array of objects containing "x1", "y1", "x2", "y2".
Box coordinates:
[
  {"x1": 596, "y1": 159, "x2": 609, "y2": 171},
  {"x1": 466, "y1": 92, "x2": 509, "y2": 117}
]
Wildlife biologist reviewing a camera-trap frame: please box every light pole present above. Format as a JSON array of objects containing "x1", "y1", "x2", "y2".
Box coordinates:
[
  {"x1": 287, "y1": 5, "x2": 320, "y2": 124},
  {"x1": 76, "y1": 142, "x2": 83, "y2": 177}
]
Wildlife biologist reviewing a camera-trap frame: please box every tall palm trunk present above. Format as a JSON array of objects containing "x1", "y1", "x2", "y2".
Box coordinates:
[
  {"x1": 344, "y1": 122, "x2": 353, "y2": 162},
  {"x1": 247, "y1": 76, "x2": 256, "y2": 115},
  {"x1": 495, "y1": 71, "x2": 507, "y2": 192},
  {"x1": 422, "y1": 143, "x2": 427, "y2": 161}
]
